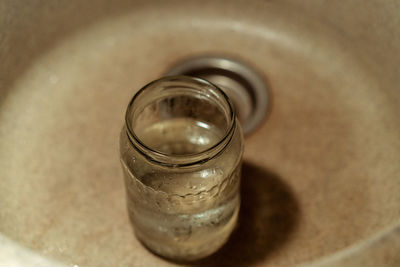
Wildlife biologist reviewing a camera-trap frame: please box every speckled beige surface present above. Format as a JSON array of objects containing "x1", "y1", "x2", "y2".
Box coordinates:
[{"x1": 0, "y1": 1, "x2": 400, "y2": 266}]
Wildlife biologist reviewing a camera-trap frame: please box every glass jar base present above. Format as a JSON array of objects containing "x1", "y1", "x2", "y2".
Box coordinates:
[{"x1": 130, "y1": 204, "x2": 239, "y2": 261}]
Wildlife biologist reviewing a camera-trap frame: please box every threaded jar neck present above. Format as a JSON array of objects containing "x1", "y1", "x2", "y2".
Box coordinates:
[{"x1": 125, "y1": 76, "x2": 236, "y2": 167}]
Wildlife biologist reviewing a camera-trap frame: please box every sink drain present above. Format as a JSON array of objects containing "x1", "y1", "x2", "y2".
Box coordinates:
[{"x1": 165, "y1": 56, "x2": 269, "y2": 134}]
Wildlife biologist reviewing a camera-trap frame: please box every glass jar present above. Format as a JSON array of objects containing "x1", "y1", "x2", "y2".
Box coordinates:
[{"x1": 119, "y1": 76, "x2": 244, "y2": 261}]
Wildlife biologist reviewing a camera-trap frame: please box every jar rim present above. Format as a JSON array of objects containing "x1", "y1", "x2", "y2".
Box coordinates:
[{"x1": 124, "y1": 75, "x2": 236, "y2": 167}]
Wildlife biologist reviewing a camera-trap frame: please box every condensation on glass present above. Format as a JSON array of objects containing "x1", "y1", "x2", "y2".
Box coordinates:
[{"x1": 119, "y1": 76, "x2": 244, "y2": 261}]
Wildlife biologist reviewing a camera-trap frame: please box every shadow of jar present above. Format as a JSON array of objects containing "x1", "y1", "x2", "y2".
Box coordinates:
[{"x1": 193, "y1": 161, "x2": 300, "y2": 267}]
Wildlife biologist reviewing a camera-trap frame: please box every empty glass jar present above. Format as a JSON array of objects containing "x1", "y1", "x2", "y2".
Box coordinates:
[{"x1": 119, "y1": 76, "x2": 244, "y2": 261}]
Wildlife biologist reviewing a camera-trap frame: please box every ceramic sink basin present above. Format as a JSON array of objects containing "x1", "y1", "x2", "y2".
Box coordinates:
[{"x1": 1, "y1": 1, "x2": 400, "y2": 266}]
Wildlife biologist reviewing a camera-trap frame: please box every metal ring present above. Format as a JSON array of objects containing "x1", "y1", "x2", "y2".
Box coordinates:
[{"x1": 165, "y1": 56, "x2": 269, "y2": 134}]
